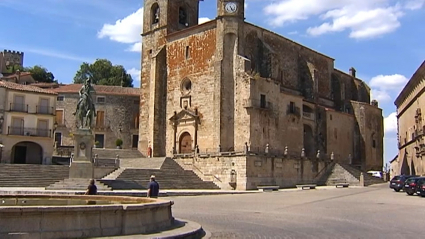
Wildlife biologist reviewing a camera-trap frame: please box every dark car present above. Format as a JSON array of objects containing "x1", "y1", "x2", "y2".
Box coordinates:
[
  {"x1": 404, "y1": 177, "x2": 425, "y2": 195},
  {"x1": 416, "y1": 178, "x2": 425, "y2": 197},
  {"x1": 390, "y1": 175, "x2": 417, "y2": 192}
]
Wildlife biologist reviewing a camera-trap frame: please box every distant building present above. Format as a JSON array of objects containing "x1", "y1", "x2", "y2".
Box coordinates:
[
  {"x1": 394, "y1": 60, "x2": 425, "y2": 176},
  {"x1": 0, "y1": 49, "x2": 24, "y2": 75},
  {"x1": 0, "y1": 80, "x2": 57, "y2": 164},
  {"x1": 52, "y1": 84, "x2": 140, "y2": 149}
]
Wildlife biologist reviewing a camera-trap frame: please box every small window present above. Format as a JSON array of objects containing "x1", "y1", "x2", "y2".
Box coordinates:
[
  {"x1": 97, "y1": 97, "x2": 106, "y2": 104},
  {"x1": 179, "y1": 7, "x2": 188, "y2": 26},
  {"x1": 372, "y1": 139, "x2": 376, "y2": 148},
  {"x1": 185, "y1": 46, "x2": 190, "y2": 59},
  {"x1": 151, "y1": 3, "x2": 160, "y2": 24},
  {"x1": 289, "y1": 102, "x2": 295, "y2": 113},
  {"x1": 330, "y1": 114, "x2": 332, "y2": 120},
  {"x1": 260, "y1": 94, "x2": 266, "y2": 108},
  {"x1": 57, "y1": 95, "x2": 64, "y2": 101}
]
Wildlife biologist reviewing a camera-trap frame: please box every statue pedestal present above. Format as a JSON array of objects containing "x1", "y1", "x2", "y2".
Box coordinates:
[{"x1": 69, "y1": 128, "x2": 94, "y2": 179}]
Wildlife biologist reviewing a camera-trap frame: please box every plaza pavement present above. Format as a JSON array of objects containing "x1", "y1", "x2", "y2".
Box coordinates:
[{"x1": 169, "y1": 183, "x2": 424, "y2": 239}]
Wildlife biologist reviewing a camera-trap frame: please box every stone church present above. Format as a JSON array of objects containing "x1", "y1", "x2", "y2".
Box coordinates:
[{"x1": 139, "y1": 0, "x2": 384, "y2": 189}]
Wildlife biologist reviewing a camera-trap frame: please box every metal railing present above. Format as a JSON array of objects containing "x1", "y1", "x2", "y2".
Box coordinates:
[
  {"x1": 302, "y1": 111, "x2": 315, "y2": 120},
  {"x1": 36, "y1": 105, "x2": 55, "y2": 115},
  {"x1": 9, "y1": 103, "x2": 28, "y2": 113},
  {"x1": 7, "y1": 126, "x2": 52, "y2": 137},
  {"x1": 244, "y1": 99, "x2": 273, "y2": 110}
]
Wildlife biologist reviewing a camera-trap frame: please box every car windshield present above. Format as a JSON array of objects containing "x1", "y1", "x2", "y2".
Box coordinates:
[
  {"x1": 406, "y1": 178, "x2": 416, "y2": 184},
  {"x1": 391, "y1": 176, "x2": 400, "y2": 181}
]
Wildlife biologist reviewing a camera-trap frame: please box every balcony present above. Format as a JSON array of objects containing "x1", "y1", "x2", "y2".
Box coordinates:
[
  {"x1": 303, "y1": 112, "x2": 315, "y2": 121},
  {"x1": 244, "y1": 99, "x2": 273, "y2": 110},
  {"x1": 36, "y1": 105, "x2": 55, "y2": 115},
  {"x1": 7, "y1": 127, "x2": 52, "y2": 138},
  {"x1": 9, "y1": 103, "x2": 28, "y2": 113},
  {"x1": 93, "y1": 123, "x2": 110, "y2": 131}
]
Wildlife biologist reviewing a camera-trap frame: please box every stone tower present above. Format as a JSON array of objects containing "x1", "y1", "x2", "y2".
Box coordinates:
[
  {"x1": 215, "y1": 0, "x2": 245, "y2": 151},
  {"x1": 0, "y1": 50, "x2": 24, "y2": 74},
  {"x1": 140, "y1": 0, "x2": 201, "y2": 157}
]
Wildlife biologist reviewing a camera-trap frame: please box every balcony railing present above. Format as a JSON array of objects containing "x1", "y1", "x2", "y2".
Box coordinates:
[
  {"x1": 7, "y1": 126, "x2": 52, "y2": 138},
  {"x1": 303, "y1": 112, "x2": 315, "y2": 121},
  {"x1": 9, "y1": 103, "x2": 28, "y2": 113},
  {"x1": 244, "y1": 99, "x2": 273, "y2": 110},
  {"x1": 36, "y1": 105, "x2": 55, "y2": 115},
  {"x1": 8, "y1": 103, "x2": 55, "y2": 115}
]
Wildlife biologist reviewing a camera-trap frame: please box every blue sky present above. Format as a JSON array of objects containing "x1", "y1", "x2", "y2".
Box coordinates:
[{"x1": 1, "y1": 0, "x2": 424, "y2": 166}]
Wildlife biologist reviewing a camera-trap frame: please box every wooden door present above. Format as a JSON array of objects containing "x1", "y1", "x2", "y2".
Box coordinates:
[
  {"x1": 179, "y1": 132, "x2": 193, "y2": 154},
  {"x1": 55, "y1": 110, "x2": 63, "y2": 125},
  {"x1": 96, "y1": 111, "x2": 105, "y2": 127},
  {"x1": 13, "y1": 95, "x2": 24, "y2": 111},
  {"x1": 37, "y1": 120, "x2": 49, "y2": 137},
  {"x1": 11, "y1": 118, "x2": 24, "y2": 135},
  {"x1": 39, "y1": 98, "x2": 49, "y2": 114}
]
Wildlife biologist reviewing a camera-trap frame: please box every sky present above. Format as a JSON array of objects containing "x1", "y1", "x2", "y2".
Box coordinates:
[{"x1": 0, "y1": 0, "x2": 424, "y2": 166}]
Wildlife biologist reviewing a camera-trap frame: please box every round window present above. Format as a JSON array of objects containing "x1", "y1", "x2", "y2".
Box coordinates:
[{"x1": 181, "y1": 78, "x2": 192, "y2": 94}]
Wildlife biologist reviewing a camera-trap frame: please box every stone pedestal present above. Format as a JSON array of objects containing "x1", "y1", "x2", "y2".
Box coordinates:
[{"x1": 69, "y1": 128, "x2": 94, "y2": 179}]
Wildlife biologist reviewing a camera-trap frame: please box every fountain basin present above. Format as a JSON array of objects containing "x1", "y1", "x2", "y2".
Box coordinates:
[{"x1": 0, "y1": 194, "x2": 174, "y2": 239}]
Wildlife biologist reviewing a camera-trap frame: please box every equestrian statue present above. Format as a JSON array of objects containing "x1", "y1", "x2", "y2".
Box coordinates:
[{"x1": 73, "y1": 78, "x2": 96, "y2": 129}]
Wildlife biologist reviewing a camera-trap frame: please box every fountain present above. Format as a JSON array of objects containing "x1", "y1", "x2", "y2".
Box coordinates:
[{"x1": 0, "y1": 194, "x2": 174, "y2": 238}]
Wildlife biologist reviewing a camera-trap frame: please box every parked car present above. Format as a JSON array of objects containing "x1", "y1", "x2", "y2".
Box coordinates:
[
  {"x1": 403, "y1": 177, "x2": 425, "y2": 195},
  {"x1": 390, "y1": 175, "x2": 417, "y2": 192},
  {"x1": 416, "y1": 178, "x2": 425, "y2": 197}
]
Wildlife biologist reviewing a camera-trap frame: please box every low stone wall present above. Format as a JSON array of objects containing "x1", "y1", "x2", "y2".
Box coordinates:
[
  {"x1": 0, "y1": 195, "x2": 173, "y2": 239},
  {"x1": 174, "y1": 154, "x2": 327, "y2": 190}
]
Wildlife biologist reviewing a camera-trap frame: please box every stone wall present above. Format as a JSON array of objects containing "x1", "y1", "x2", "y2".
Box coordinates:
[
  {"x1": 56, "y1": 93, "x2": 139, "y2": 149},
  {"x1": 325, "y1": 109, "x2": 355, "y2": 164},
  {"x1": 174, "y1": 153, "x2": 327, "y2": 190}
]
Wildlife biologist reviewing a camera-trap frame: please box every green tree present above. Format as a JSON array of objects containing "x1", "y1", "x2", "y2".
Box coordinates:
[
  {"x1": 73, "y1": 59, "x2": 134, "y2": 87},
  {"x1": 10, "y1": 65, "x2": 55, "y2": 83}
]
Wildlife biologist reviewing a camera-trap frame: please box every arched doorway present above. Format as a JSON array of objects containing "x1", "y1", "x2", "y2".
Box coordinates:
[
  {"x1": 179, "y1": 132, "x2": 193, "y2": 154},
  {"x1": 303, "y1": 124, "x2": 314, "y2": 158},
  {"x1": 11, "y1": 141, "x2": 43, "y2": 164}
]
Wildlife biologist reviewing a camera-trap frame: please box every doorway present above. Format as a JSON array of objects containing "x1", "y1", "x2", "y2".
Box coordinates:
[
  {"x1": 14, "y1": 146, "x2": 27, "y2": 164},
  {"x1": 179, "y1": 132, "x2": 193, "y2": 154},
  {"x1": 132, "y1": 135, "x2": 139, "y2": 148},
  {"x1": 95, "y1": 134, "x2": 105, "y2": 148},
  {"x1": 55, "y1": 132, "x2": 62, "y2": 146}
]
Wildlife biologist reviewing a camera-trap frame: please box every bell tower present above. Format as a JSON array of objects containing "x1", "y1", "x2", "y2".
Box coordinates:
[
  {"x1": 139, "y1": 0, "x2": 201, "y2": 157},
  {"x1": 214, "y1": 0, "x2": 245, "y2": 151}
]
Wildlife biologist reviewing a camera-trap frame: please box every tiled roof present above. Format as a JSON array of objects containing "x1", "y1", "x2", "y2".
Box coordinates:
[
  {"x1": 0, "y1": 80, "x2": 58, "y2": 95},
  {"x1": 1, "y1": 72, "x2": 32, "y2": 78},
  {"x1": 53, "y1": 84, "x2": 140, "y2": 96}
]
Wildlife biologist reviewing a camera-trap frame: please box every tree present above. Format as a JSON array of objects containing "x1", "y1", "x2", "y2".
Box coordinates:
[
  {"x1": 12, "y1": 65, "x2": 55, "y2": 83},
  {"x1": 73, "y1": 59, "x2": 134, "y2": 87}
]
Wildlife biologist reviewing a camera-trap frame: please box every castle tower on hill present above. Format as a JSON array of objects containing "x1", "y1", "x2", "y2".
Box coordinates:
[{"x1": 0, "y1": 49, "x2": 24, "y2": 74}]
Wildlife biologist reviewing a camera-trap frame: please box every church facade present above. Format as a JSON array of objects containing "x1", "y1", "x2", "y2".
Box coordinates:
[{"x1": 139, "y1": 0, "x2": 384, "y2": 189}]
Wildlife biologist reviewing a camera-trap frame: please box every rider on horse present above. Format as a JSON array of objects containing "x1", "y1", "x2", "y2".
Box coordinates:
[{"x1": 73, "y1": 78, "x2": 96, "y2": 128}]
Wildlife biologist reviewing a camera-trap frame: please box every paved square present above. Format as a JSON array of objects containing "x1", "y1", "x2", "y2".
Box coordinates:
[{"x1": 170, "y1": 184, "x2": 423, "y2": 238}]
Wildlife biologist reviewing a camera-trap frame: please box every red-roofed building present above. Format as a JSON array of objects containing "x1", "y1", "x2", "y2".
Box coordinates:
[
  {"x1": 51, "y1": 84, "x2": 140, "y2": 150},
  {"x1": 0, "y1": 79, "x2": 57, "y2": 164}
]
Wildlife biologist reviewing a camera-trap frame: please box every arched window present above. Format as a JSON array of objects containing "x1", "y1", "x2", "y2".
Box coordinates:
[
  {"x1": 151, "y1": 3, "x2": 160, "y2": 24},
  {"x1": 179, "y1": 7, "x2": 188, "y2": 26}
]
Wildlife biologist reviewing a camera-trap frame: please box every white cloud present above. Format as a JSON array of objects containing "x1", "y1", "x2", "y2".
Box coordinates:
[
  {"x1": 404, "y1": 0, "x2": 425, "y2": 10},
  {"x1": 369, "y1": 74, "x2": 408, "y2": 102},
  {"x1": 128, "y1": 67, "x2": 141, "y2": 81},
  {"x1": 370, "y1": 74, "x2": 408, "y2": 90},
  {"x1": 98, "y1": 8, "x2": 144, "y2": 44},
  {"x1": 384, "y1": 112, "x2": 397, "y2": 133},
  {"x1": 263, "y1": 0, "x2": 423, "y2": 39},
  {"x1": 99, "y1": 8, "x2": 211, "y2": 53}
]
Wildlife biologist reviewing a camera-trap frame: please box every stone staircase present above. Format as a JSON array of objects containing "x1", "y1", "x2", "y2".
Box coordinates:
[
  {"x1": 46, "y1": 178, "x2": 112, "y2": 191},
  {"x1": 0, "y1": 164, "x2": 69, "y2": 187},
  {"x1": 92, "y1": 148, "x2": 143, "y2": 159},
  {"x1": 100, "y1": 158, "x2": 220, "y2": 190},
  {"x1": 316, "y1": 163, "x2": 385, "y2": 186},
  {"x1": 119, "y1": 157, "x2": 166, "y2": 169}
]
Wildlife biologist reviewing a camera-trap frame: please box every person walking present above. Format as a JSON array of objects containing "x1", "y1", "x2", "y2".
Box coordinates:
[{"x1": 147, "y1": 175, "x2": 159, "y2": 198}]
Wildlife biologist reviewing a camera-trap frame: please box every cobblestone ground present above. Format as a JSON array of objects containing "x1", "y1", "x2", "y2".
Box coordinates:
[{"x1": 170, "y1": 184, "x2": 425, "y2": 239}]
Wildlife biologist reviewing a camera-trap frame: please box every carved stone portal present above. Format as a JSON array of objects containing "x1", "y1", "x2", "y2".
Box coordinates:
[{"x1": 169, "y1": 109, "x2": 200, "y2": 154}]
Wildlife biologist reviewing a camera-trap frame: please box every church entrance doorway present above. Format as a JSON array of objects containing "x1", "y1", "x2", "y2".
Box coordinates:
[{"x1": 179, "y1": 132, "x2": 193, "y2": 154}]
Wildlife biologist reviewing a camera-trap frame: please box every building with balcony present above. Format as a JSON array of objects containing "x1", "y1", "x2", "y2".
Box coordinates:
[
  {"x1": 393, "y1": 60, "x2": 425, "y2": 177},
  {"x1": 0, "y1": 80, "x2": 57, "y2": 164},
  {"x1": 52, "y1": 84, "x2": 140, "y2": 149}
]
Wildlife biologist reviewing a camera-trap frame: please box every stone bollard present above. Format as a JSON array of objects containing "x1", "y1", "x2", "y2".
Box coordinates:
[
  {"x1": 360, "y1": 172, "x2": 365, "y2": 187},
  {"x1": 301, "y1": 148, "x2": 305, "y2": 158},
  {"x1": 284, "y1": 146, "x2": 288, "y2": 157},
  {"x1": 265, "y1": 144, "x2": 269, "y2": 154},
  {"x1": 115, "y1": 155, "x2": 120, "y2": 168}
]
